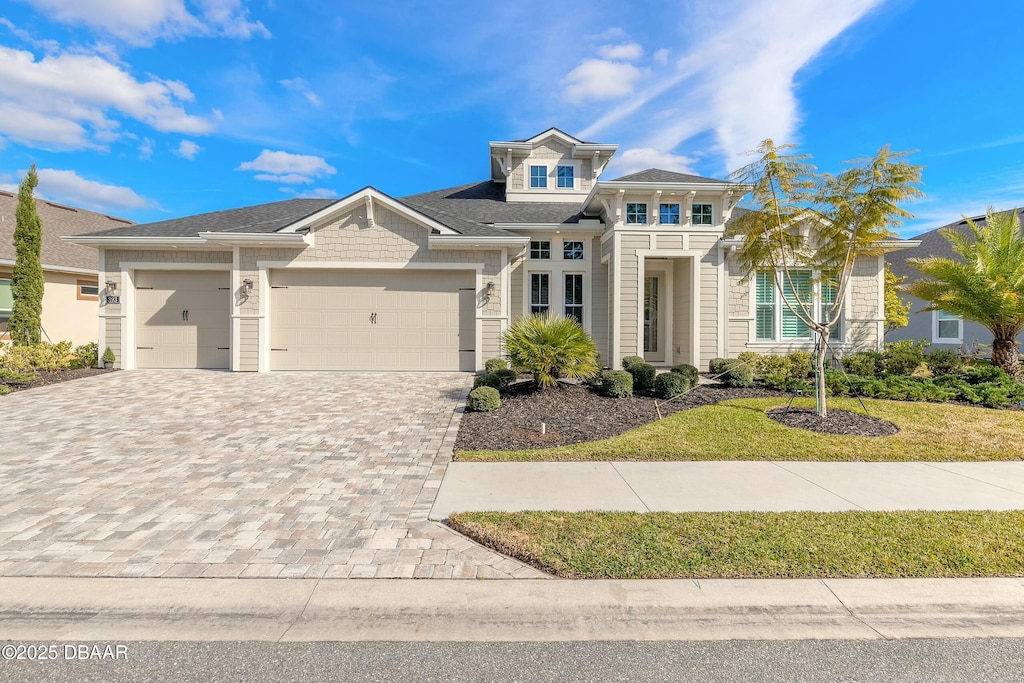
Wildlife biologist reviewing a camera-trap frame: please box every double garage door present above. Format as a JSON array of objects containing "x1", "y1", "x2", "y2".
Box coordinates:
[{"x1": 270, "y1": 269, "x2": 476, "y2": 371}]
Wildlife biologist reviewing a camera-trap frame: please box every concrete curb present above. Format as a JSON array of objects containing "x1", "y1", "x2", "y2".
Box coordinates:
[{"x1": 1, "y1": 577, "x2": 1023, "y2": 642}]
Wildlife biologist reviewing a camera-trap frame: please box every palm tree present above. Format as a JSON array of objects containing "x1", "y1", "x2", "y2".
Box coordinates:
[{"x1": 907, "y1": 208, "x2": 1024, "y2": 377}]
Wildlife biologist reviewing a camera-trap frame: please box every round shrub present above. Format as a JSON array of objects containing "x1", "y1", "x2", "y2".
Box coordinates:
[
  {"x1": 621, "y1": 355, "x2": 645, "y2": 370},
  {"x1": 708, "y1": 358, "x2": 730, "y2": 375},
  {"x1": 625, "y1": 361, "x2": 656, "y2": 394},
  {"x1": 467, "y1": 386, "x2": 501, "y2": 412},
  {"x1": 926, "y1": 349, "x2": 961, "y2": 377},
  {"x1": 718, "y1": 359, "x2": 753, "y2": 388},
  {"x1": 670, "y1": 363, "x2": 699, "y2": 387},
  {"x1": 882, "y1": 340, "x2": 926, "y2": 376},
  {"x1": 736, "y1": 351, "x2": 763, "y2": 374},
  {"x1": 493, "y1": 368, "x2": 518, "y2": 386},
  {"x1": 761, "y1": 372, "x2": 790, "y2": 391},
  {"x1": 473, "y1": 373, "x2": 504, "y2": 391},
  {"x1": 601, "y1": 370, "x2": 633, "y2": 398},
  {"x1": 842, "y1": 351, "x2": 882, "y2": 378},
  {"x1": 654, "y1": 372, "x2": 690, "y2": 399},
  {"x1": 786, "y1": 351, "x2": 813, "y2": 378},
  {"x1": 484, "y1": 358, "x2": 508, "y2": 374}
]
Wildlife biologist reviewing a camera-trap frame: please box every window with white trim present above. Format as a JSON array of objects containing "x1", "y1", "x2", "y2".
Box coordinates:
[
  {"x1": 530, "y1": 240, "x2": 550, "y2": 259},
  {"x1": 557, "y1": 165, "x2": 574, "y2": 188},
  {"x1": 530, "y1": 165, "x2": 547, "y2": 188},
  {"x1": 564, "y1": 273, "x2": 583, "y2": 324},
  {"x1": 626, "y1": 203, "x2": 647, "y2": 224},
  {"x1": 562, "y1": 241, "x2": 584, "y2": 260},
  {"x1": 0, "y1": 278, "x2": 11, "y2": 334},
  {"x1": 530, "y1": 273, "x2": 550, "y2": 315},
  {"x1": 755, "y1": 270, "x2": 842, "y2": 341},
  {"x1": 934, "y1": 310, "x2": 962, "y2": 342},
  {"x1": 659, "y1": 203, "x2": 680, "y2": 224},
  {"x1": 692, "y1": 203, "x2": 713, "y2": 225}
]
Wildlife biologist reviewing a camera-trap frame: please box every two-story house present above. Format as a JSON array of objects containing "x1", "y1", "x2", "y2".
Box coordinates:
[{"x1": 65, "y1": 128, "x2": 909, "y2": 372}]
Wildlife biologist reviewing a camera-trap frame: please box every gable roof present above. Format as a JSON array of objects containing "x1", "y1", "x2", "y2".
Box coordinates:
[
  {"x1": 887, "y1": 208, "x2": 1024, "y2": 282},
  {"x1": 512, "y1": 127, "x2": 596, "y2": 145},
  {"x1": 0, "y1": 191, "x2": 132, "y2": 272},
  {"x1": 611, "y1": 168, "x2": 730, "y2": 184}
]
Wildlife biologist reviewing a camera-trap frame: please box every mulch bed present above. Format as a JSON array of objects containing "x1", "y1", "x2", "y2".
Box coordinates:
[
  {"x1": 2, "y1": 367, "x2": 116, "y2": 393},
  {"x1": 455, "y1": 381, "x2": 786, "y2": 452},
  {"x1": 766, "y1": 406, "x2": 899, "y2": 437}
]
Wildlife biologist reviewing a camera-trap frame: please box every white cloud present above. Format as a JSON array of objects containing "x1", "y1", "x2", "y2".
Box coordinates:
[
  {"x1": 0, "y1": 46, "x2": 213, "y2": 149},
  {"x1": 562, "y1": 59, "x2": 643, "y2": 102},
  {"x1": 0, "y1": 17, "x2": 61, "y2": 52},
  {"x1": 279, "y1": 77, "x2": 323, "y2": 107},
  {"x1": 34, "y1": 168, "x2": 149, "y2": 211},
  {"x1": 238, "y1": 149, "x2": 337, "y2": 185},
  {"x1": 613, "y1": 148, "x2": 699, "y2": 177},
  {"x1": 138, "y1": 137, "x2": 154, "y2": 160},
  {"x1": 22, "y1": 0, "x2": 270, "y2": 46},
  {"x1": 175, "y1": 139, "x2": 201, "y2": 159},
  {"x1": 282, "y1": 187, "x2": 339, "y2": 199},
  {"x1": 653, "y1": 48, "x2": 670, "y2": 65},
  {"x1": 598, "y1": 42, "x2": 643, "y2": 61},
  {"x1": 580, "y1": 0, "x2": 885, "y2": 173}
]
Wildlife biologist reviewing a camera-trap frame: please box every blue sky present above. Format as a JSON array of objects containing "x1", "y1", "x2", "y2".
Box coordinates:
[{"x1": 1, "y1": 0, "x2": 1022, "y2": 237}]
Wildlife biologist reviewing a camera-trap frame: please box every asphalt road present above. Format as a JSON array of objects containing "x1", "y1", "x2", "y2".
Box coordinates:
[{"x1": 2, "y1": 639, "x2": 1023, "y2": 683}]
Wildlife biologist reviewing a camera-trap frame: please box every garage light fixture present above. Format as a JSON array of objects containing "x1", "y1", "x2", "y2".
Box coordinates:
[
  {"x1": 486, "y1": 281, "x2": 495, "y2": 296},
  {"x1": 242, "y1": 278, "x2": 254, "y2": 294},
  {"x1": 105, "y1": 280, "x2": 116, "y2": 291}
]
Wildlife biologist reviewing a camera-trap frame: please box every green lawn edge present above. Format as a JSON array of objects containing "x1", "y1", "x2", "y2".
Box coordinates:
[
  {"x1": 457, "y1": 397, "x2": 1024, "y2": 461},
  {"x1": 449, "y1": 510, "x2": 1024, "y2": 579}
]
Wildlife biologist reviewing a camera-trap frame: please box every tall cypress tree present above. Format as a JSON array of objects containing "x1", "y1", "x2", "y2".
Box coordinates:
[{"x1": 9, "y1": 164, "x2": 44, "y2": 345}]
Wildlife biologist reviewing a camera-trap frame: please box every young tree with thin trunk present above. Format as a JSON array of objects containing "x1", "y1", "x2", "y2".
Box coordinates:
[
  {"x1": 906, "y1": 208, "x2": 1024, "y2": 378},
  {"x1": 728, "y1": 140, "x2": 923, "y2": 416},
  {"x1": 9, "y1": 164, "x2": 44, "y2": 346}
]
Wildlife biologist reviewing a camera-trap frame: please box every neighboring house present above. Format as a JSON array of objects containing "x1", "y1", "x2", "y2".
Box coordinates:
[
  {"x1": 886, "y1": 208, "x2": 1024, "y2": 352},
  {"x1": 1, "y1": 191, "x2": 133, "y2": 345},
  {"x1": 65, "y1": 128, "x2": 915, "y2": 372}
]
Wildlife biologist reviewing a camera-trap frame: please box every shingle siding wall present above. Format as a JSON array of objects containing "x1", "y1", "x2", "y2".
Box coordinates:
[{"x1": 507, "y1": 140, "x2": 594, "y2": 193}]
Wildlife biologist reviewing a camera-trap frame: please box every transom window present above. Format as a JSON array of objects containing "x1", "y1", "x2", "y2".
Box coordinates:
[
  {"x1": 564, "y1": 273, "x2": 583, "y2": 324},
  {"x1": 563, "y1": 241, "x2": 584, "y2": 260},
  {"x1": 530, "y1": 165, "x2": 547, "y2": 188},
  {"x1": 692, "y1": 203, "x2": 713, "y2": 225},
  {"x1": 659, "y1": 203, "x2": 680, "y2": 224},
  {"x1": 557, "y1": 165, "x2": 574, "y2": 188},
  {"x1": 935, "y1": 310, "x2": 963, "y2": 342},
  {"x1": 78, "y1": 280, "x2": 99, "y2": 301},
  {"x1": 530, "y1": 240, "x2": 551, "y2": 259},
  {"x1": 755, "y1": 271, "x2": 842, "y2": 341},
  {"x1": 626, "y1": 203, "x2": 647, "y2": 224},
  {"x1": 530, "y1": 273, "x2": 550, "y2": 315},
  {"x1": 0, "y1": 278, "x2": 11, "y2": 334}
]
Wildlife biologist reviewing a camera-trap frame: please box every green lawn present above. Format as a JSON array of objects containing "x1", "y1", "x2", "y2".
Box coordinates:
[
  {"x1": 457, "y1": 397, "x2": 1024, "y2": 461},
  {"x1": 448, "y1": 510, "x2": 1024, "y2": 579}
]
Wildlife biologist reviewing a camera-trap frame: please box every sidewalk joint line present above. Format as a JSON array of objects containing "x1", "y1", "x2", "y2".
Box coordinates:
[
  {"x1": 819, "y1": 578, "x2": 889, "y2": 641},
  {"x1": 769, "y1": 462, "x2": 867, "y2": 511},
  {"x1": 610, "y1": 463, "x2": 651, "y2": 513},
  {"x1": 920, "y1": 462, "x2": 1024, "y2": 499},
  {"x1": 277, "y1": 576, "x2": 321, "y2": 643}
]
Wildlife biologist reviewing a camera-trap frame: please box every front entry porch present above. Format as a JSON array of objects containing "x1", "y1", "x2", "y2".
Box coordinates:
[{"x1": 639, "y1": 256, "x2": 698, "y2": 368}]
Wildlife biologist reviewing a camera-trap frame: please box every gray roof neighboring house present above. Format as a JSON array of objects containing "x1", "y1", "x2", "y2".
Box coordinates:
[
  {"x1": 611, "y1": 168, "x2": 730, "y2": 184},
  {"x1": 0, "y1": 191, "x2": 133, "y2": 272}
]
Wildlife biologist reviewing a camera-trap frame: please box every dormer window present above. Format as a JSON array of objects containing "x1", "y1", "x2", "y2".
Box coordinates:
[
  {"x1": 557, "y1": 165, "x2": 574, "y2": 188},
  {"x1": 659, "y1": 203, "x2": 680, "y2": 225},
  {"x1": 692, "y1": 203, "x2": 713, "y2": 225},
  {"x1": 530, "y1": 165, "x2": 548, "y2": 188}
]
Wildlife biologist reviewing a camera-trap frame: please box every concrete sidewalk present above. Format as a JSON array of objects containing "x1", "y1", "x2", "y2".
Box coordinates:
[
  {"x1": 430, "y1": 461, "x2": 1024, "y2": 519},
  {"x1": 2, "y1": 576, "x2": 1023, "y2": 642}
]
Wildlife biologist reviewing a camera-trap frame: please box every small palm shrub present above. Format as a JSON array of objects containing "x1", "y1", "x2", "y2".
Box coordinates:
[
  {"x1": 926, "y1": 349, "x2": 961, "y2": 377},
  {"x1": 626, "y1": 361, "x2": 656, "y2": 394},
  {"x1": 601, "y1": 370, "x2": 633, "y2": 398},
  {"x1": 654, "y1": 372, "x2": 690, "y2": 399},
  {"x1": 467, "y1": 386, "x2": 501, "y2": 412},
  {"x1": 484, "y1": 358, "x2": 508, "y2": 374},
  {"x1": 503, "y1": 314, "x2": 599, "y2": 389},
  {"x1": 670, "y1": 364, "x2": 699, "y2": 387}
]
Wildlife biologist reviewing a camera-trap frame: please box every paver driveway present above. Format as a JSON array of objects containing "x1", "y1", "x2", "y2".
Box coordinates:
[{"x1": 0, "y1": 371, "x2": 542, "y2": 579}]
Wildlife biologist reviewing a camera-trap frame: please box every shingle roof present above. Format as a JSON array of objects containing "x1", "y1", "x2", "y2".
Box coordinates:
[
  {"x1": 610, "y1": 168, "x2": 730, "y2": 184},
  {"x1": 887, "y1": 208, "x2": 1024, "y2": 282},
  {"x1": 0, "y1": 191, "x2": 133, "y2": 271},
  {"x1": 399, "y1": 181, "x2": 587, "y2": 231},
  {"x1": 78, "y1": 198, "x2": 338, "y2": 238}
]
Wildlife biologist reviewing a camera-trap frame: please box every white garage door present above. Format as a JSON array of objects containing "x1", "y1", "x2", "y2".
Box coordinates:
[
  {"x1": 135, "y1": 270, "x2": 230, "y2": 369},
  {"x1": 270, "y1": 269, "x2": 476, "y2": 371}
]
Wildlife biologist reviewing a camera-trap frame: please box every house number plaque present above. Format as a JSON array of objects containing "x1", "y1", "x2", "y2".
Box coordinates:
[{"x1": 106, "y1": 295, "x2": 120, "y2": 304}]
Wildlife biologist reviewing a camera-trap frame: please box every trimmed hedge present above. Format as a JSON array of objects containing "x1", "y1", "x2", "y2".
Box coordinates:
[
  {"x1": 655, "y1": 372, "x2": 690, "y2": 399},
  {"x1": 670, "y1": 363, "x2": 699, "y2": 387},
  {"x1": 602, "y1": 370, "x2": 633, "y2": 398},
  {"x1": 718, "y1": 359, "x2": 753, "y2": 388},
  {"x1": 626, "y1": 361, "x2": 657, "y2": 394},
  {"x1": 467, "y1": 386, "x2": 501, "y2": 412},
  {"x1": 621, "y1": 356, "x2": 645, "y2": 370},
  {"x1": 473, "y1": 373, "x2": 505, "y2": 391},
  {"x1": 484, "y1": 358, "x2": 508, "y2": 374}
]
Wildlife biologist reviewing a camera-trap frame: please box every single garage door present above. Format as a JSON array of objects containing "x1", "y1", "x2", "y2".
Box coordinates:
[
  {"x1": 270, "y1": 269, "x2": 476, "y2": 371},
  {"x1": 135, "y1": 270, "x2": 230, "y2": 369}
]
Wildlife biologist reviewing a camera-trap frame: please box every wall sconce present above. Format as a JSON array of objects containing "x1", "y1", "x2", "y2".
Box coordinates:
[
  {"x1": 242, "y1": 278, "x2": 254, "y2": 294},
  {"x1": 486, "y1": 281, "x2": 495, "y2": 297},
  {"x1": 105, "y1": 280, "x2": 116, "y2": 292}
]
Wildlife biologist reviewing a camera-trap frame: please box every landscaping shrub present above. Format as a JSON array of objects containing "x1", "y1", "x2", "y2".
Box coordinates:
[
  {"x1": 962, "y1": 362, "x2": 1008, "y2": 385},
  {"x1": 670, "y1": 364, "x2": 699, "y2": 387},
  {"x1": 0, "y1": 346, "x2": 34, "y2": 374},
  {"x1": 0, "y1": 368, "x2": 37, "y2": 384},
  {"x1": 0, "y1": 385, "x2": 8, "y2": 396},
  {"x1": 736, "y1": 351, "x2": 763, "y2": 373},
  {"x1": 708, "y1": 358, "x2": 730, "y2": 375},
  {"x1": 842, "y1": 351, "x2": 883, "y2": 378},
  {"x1": 978, "y1": 385, "x2": 1011, "y2": 409},
  {"x1": 484, "y1": 358, "x2": 508, "y2": 374},
  {"x1": 493, "y1": 368, "x2": 518, "y2": 386},
  {"x1": 621, "y1": 356, "x2": 645, "y2": 370},
  {"x1": 785, "y1": 377, "x2": 813, "y2": 394},
  {"x1": 503, "y1": 315, "x2": 599, "y2": 388},
  {"x1": 717, "y1": 359, "x2": 753, "y2": 388},
  {"x1": 467, "y1": 386, "x2": 501, "y2": 412},
  {"x1": 71, "y1": 342, "x2": 98, "y2": 369},
  {"x1": 926, "y1": 349, "x2": 961, "y2": 377},
  {"x1": 1, "y1": 341, "x2": 77, "y2": 373},
  {"x1": 654, "y1": 372, "x2": 690, "y2": 399},
  {"x1": 473, "y1": 373, "x2": 505, "y2": 391},
  {"x1": 601, "y1": 370, "x2": 633, "y2": 398},
  {"x1": 824, "y1": 369, "x2": 851, "y2": 397},
  {"x1": 626, "y1": 361, "x2": 657, "y2": 394},
  {"x1": 882, "y1": 340, "x2": 926, "y2": 376},
  {"x1": 787, "y1": 351, "x2": 813, "y2": 378}
]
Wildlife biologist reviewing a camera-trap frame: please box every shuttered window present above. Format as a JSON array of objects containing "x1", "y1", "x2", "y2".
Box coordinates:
[{"x1": 781, "y1": 271, "x2": 813, "y2": 339}]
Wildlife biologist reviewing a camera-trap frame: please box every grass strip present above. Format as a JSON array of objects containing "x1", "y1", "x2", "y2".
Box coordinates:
[
  {"x1": 456, "y1": 397, "x2": 1024, "y2": 461},
  {"x1": 449, "y1": 510, "x2": 1024, "y2": 579}
]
